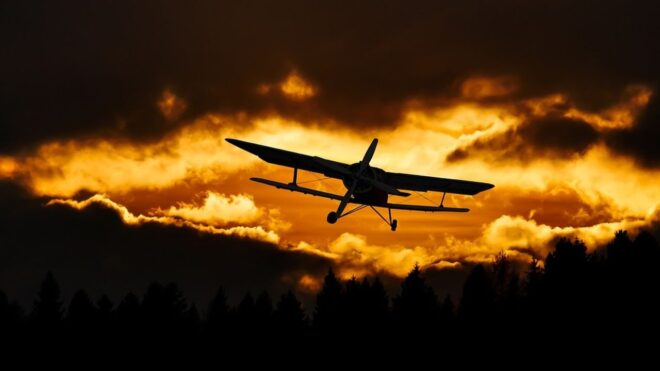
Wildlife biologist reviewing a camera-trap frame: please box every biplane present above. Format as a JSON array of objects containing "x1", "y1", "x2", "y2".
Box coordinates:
[{"x1": 226, "y1": 138, "x2": 494, "y2": 231}]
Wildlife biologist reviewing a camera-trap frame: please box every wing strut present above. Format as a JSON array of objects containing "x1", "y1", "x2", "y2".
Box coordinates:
[
  {"x1": 290, "y1": 167, "x2": 298, "y2": 185},
  {"x1": 328, "y1": 203, "x2": 398, "y2": 231},
  {"x1": 337, "y1": 204, "x2": 368, "y2": 218},
  {"x1": 369, "y1": 206, "x2": 398, "y2": 231}
]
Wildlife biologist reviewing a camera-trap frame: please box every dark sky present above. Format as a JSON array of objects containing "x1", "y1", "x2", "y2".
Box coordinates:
[{"x1": 2, "y1": 0, "x2": 659, "y2": 164}]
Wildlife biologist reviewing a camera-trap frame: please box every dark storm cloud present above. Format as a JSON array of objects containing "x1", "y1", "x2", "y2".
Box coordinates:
[
  {"x1": 605, "y1": 92, "x2": 660, "y2": 168},
  {"x1": 0, "y1": 181, "x2": 332, "y2": 308},
  {"x1": 447, "y1": 116, "x2": 600, "y2": 162},
  {"x1": 519, "y1": 117, "x2": 600, "y2": 154},
  {"x1": 2, "y1": 0, "x2": 659, "y2": 153}
]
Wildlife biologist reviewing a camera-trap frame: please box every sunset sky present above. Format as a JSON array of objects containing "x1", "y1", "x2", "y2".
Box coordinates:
[{"x1": 1, "y1": 1, "x2": 659, "y2": 303}]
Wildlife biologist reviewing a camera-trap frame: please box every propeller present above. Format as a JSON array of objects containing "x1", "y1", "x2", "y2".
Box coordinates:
[
  {"x1": 313, "y1": 139, "x2": 409, "y2": 197},
  {"x1": 336, "y1": 179, "x2": 358, "y2": 217},
  {"x1": 359, "y1": 138, "x2": 378, "y2": 173}
]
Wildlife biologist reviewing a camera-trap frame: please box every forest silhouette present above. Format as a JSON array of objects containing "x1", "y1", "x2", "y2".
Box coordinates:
[{"x1": 1, "y1": 229, "x2": 658, "y2": 347}]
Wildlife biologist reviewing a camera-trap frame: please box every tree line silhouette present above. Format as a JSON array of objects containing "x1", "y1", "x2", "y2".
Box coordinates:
[{"x1": 1, "y1": 230, "x2": 658, "y2": 345}]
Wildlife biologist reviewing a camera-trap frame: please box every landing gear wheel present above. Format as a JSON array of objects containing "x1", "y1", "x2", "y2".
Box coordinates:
[
  {"x1": 390, "y1": 219, "x2": 398, "y2": 231},
  {"x1": 327, "y1": 211, "x2": 338, "y2": 224}
]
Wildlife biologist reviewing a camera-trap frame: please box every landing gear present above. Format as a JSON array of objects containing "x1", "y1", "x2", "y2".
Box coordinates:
[
  {"x1": 366, "y1": 206, "x2": 399, "y2": 231},
  {"x1": 327, "y1": 211, "x2": 338, "y2": 224},
  {"x1": 388, "y1": 208, "x2": 397, "y2": 231},
  {"x1": 327, "y1": 205, "x2": 397, "y2": 231}
]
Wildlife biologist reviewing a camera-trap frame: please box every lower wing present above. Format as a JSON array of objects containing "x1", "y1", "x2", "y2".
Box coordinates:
[{"x1": 250, "y1": 177, "x2": 469, "y2": 212}]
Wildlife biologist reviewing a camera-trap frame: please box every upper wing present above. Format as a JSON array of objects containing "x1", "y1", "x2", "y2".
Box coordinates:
[
  {"x1": 384, "y1": 171, "x2": 494, "y2": 195},
  {"x1": 227, "y1": 138, "x2": 494, "y2": 195},
  {"x1": 226, "y1": 138, "x2": 350, "y2": 179}
]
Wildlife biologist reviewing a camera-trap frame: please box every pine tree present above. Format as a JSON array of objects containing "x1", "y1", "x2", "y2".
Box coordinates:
[
  {"x1": 255, "y1": 290, "x2": 273, "y2": 333},
  {"x1": 393, "y1": 264, "x2": 439, "y2": 330},
  {"x1": 544, "y1": 238, "x2": 589, "y2": 321},
  {"x1": 458, "y1": 264, "x2": 494, "y2": 327},
  {"x1": 275, "y1": 291, "x2": 306, "y2": 332},
  {"x1": 96, "y1": 294, "x2": 114, "y2": 337},
  {"x1": 342, "y1": 276, "x2": 362, "y2": 328},
  {"x1": 607, "y1": 230, "x2": 632, "y2": 264},
  {"x1": 206, "y1": 285, "x2": 229, "y2": 336},
  {"x1": 163, "y1": 282, "x2": 188, "y2": 320},
  {"x1": 116, "y1": 292, "x2": 140, "y2": 338},
  {"x1": 66, "y1": 289, "x2": 97, "y2": 333},
  {"x1": 32, "y1": 271, "x2": 63, "y2": 331},
  {"x1": 255, "y1": 291, "x2": 273, "y2": 320},
  {"x1": 0, "y1": 291, "x2": 23, "y2": 334},
  {"x1": 185, "y1": 304, "x2": 201, "y2": 336},
  {"x1": 368, "y1": 277, "x2": 390, "y2": 326},
  {"x1": 97, "y1": 295, "x2": 113, "y2": 321},
  {"x1": 237, "y1": 292, "x2": 256, "y2": 332},
  {"x1": 141, "y1": 282, "x2": 188, "y2": 339},
  {"x1": 314, "y1": 268, "x2": 343, "y2": 329},
  {"x1": 440, "y1": 294, "x2": 455, "y2": 328}
]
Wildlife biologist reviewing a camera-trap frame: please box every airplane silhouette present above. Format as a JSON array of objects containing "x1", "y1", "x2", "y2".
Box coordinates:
[{"x1": 226, "y1": 138, "x2": 494, "y2": 231}]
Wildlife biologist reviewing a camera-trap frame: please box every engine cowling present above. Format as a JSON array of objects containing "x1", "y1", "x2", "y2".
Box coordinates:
[{"x1": 341, "y1": 163, "x2": 388, "y2": 205}]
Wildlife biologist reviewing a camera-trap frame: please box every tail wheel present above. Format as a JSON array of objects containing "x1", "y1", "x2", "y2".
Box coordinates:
[{"x1": 327, "y1": 211, "x2": 338, "y2": 224}]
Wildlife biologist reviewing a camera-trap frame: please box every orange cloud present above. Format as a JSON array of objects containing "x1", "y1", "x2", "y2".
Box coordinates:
[
  {"x1": 279, "y1": 71, "x2": 316, "y2": 100},
  {"x1": 565, "y1": 85, "x2": 652, "y2": 130},
  {"x1": 161, "y1": 192, "x2": 263, "y2": 225},
  {"x1": 158, "y1": 191, "x2": 290, "y2": 231},
  {"x1": 158, "y1": 89, "x2": 187, "y2": 121},
  {"x1": 523, "y1": 85, "x2": 652, "y2": 130},
  {"x1": 294, "y1": 232, "x2": 445, "y2": 278},
  {"x1": 0, "y1": 157, "x2": 18, "y2": 178},
  {"x1": 297, "y1": 274, "x2": 322, "y2": 293},
  {"x1": 291, "y1": 210, "x2": 657, "y2": 278},
  {"x1": 458, "y1": 212, "x2": 657, "y2": 262},
  {"x1": 17, "y1": 116, "x2": 255, "y2": 196},
  {"x1": 48, "y1": 194, "x2": 280, "y2": 243},
  {"x1": 461, "y1": 76, "x2": 518, "y2": 99}
]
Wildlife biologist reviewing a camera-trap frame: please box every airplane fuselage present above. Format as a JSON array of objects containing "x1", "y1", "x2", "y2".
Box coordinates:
[{"x1": 341, "y1": 163, "x2": 389, "y2": 205}]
